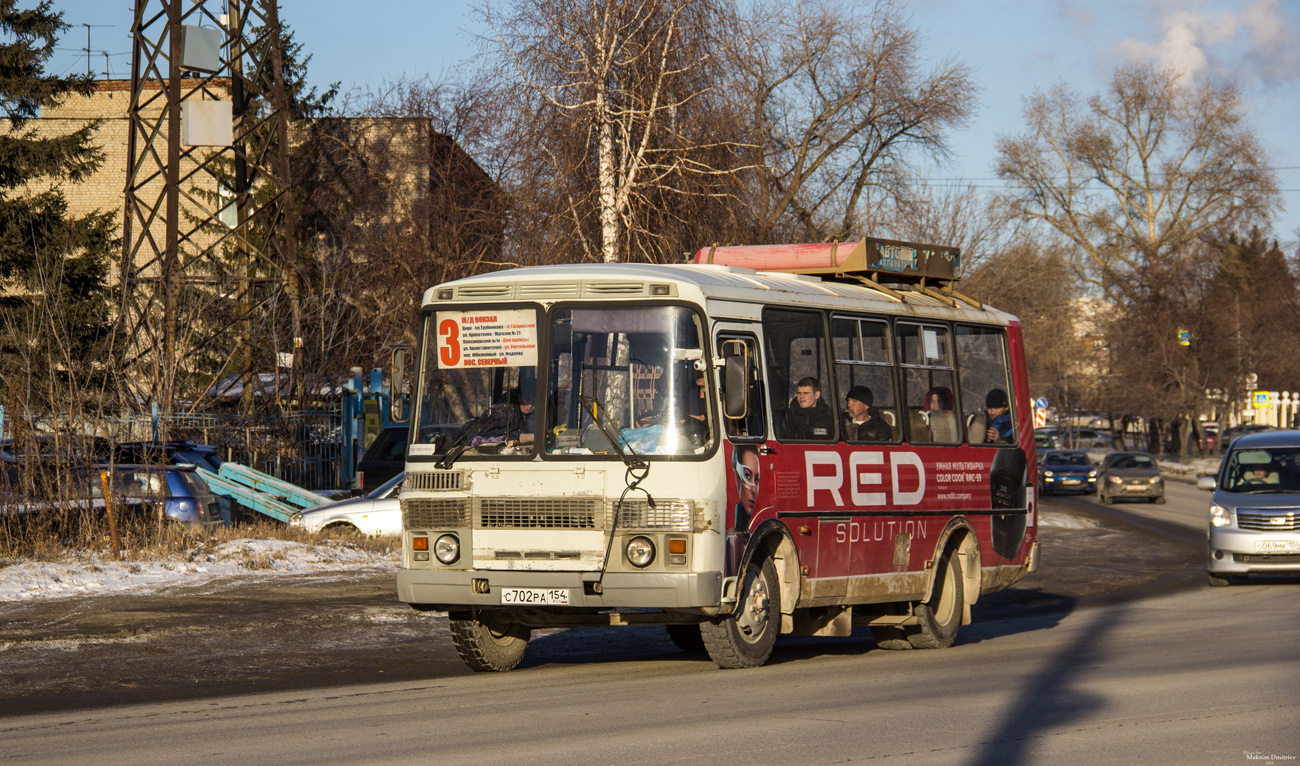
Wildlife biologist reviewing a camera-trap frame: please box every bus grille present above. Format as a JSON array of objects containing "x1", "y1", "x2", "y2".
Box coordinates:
[
  {"x1": 608, "y1": 498, "x2": 699, "y2": 531},
  {"x1": 402, "y1": 498, "x2": 471, "y2": 529},
  {"x1": 1236, "y1": 509, "x2": 1300, "y2": 532},
  {"x1": 404, "y1": 470, "x2": 467, "y2": 492},
  {"x1": 477, "y1": 498, "x2": 602, "y2": 529}
]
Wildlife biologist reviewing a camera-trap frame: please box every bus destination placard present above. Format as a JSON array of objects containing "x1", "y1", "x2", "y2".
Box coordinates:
[{"x1": 436, "y1": 309, "x2": 538, "y2": 369}]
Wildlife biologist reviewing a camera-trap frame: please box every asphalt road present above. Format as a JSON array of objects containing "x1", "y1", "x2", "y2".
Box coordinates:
[{"x1": 3, "y1": 483, "x2": 1298, "y2": 766}]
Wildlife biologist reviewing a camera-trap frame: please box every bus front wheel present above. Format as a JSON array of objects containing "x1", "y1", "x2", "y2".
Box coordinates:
[
  {"x1": 907, "y1": 549, "x2": 964, "y2": 650},
  {"x1": 702, "y1": 556, "x2": 780, "y2": 669},
  {"x1": 449, "y1": 616, "x2": 531, "y2": 672}
]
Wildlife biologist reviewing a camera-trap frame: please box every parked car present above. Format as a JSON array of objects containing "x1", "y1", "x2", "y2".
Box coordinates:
[
  {"x1": 1097, "y1": 451, "x2": 1164, "y2": 504},
  {"x1": 49, "y1": 464, "x2": 225, "y2": 529},
  {"x1": 1037, "y1": 450, "x2": 1098, "y2": 495},
  {"x1": 355, "y1": 426, "x2": 407, "y2": 493},
  {"x1": 290, "y1": 471, "x2": 403, "y2": 535},
  {"x1": 1034, "y1": 432, "x2": 1057, "y2": 456},
  {"x1": 1217, "y1": 423, "x2": 1276, "y2": 454},
  {"x1": 1199, "y1": 421, "x2": 1219, "y2": 452},
  {"x1": 1199, "y1": 430, "x2": 1300, "y2": 586},
  {"x1": 1034, "y1": 427, "x2": 1112, "y2": 449}
]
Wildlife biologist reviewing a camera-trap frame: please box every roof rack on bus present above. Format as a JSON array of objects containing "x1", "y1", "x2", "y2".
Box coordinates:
[{"x1": 691, "y1": 238, "x2": 984, "y2": 310}]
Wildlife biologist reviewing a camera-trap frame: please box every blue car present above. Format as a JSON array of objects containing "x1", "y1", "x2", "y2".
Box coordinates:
[
  {"x1": 82, "y1": 465, "x2": 225, "y2": 529},
  {"x1": 1037, "y1": 450, "x2": 1098, "y2": 495}
]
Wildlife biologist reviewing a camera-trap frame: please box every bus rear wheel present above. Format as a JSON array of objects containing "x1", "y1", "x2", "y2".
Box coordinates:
[
  {"x1": 702, "y1": 556, "x2": 779, "y2": 669},
  {"x1": 906, "y1": 549, "x2": 964, "y2": 650},
  {"x1": 449, "y1": 616, "x2": 531, "y2": 672},
  {"x1": 870, "y1": 625, "x2": 914, "y2": 651}
]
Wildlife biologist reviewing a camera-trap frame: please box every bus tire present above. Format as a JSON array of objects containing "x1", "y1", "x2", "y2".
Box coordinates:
[
  {"x1": 907, "y1": 549, "x2": 964, "y2": 650},
  {"x1": 666, "y1": 624, "x2": 706, "y2": 654},
  {"x1": 702, "y1": 556, "x2": 779, "y2": 669},
  {"x1": 870, "y1": 626, "x2": 914, "y2": 651},
  {"x1": 449, "y1": 617, "x2": 531, "y2": 672}
]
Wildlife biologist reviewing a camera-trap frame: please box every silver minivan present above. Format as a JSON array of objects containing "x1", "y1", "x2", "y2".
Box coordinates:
[{"x1": 1198, "y1": 430, "x2": 1300, "y2": 586}]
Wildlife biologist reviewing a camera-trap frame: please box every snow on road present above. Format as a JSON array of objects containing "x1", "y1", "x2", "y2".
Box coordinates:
[{"x1": 0, "y1": 539, "x2": 399, "y2": 602}]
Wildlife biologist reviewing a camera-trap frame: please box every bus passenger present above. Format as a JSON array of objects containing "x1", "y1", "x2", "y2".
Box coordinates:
[
  {"x1": 681, "y1": 371, "x2": 708, "y2": 442},
  {"x1": 782, "y1": 376, "x2": 834, "y2": 440},
  {"x1": 473, "y1": 388, "x2": 535, "y2": 445},
  {"x1": 924, "y1": 386, "x2": 953, "y2": 412},
  {"x1": 984, "y1": 388, "x2": 1013, "y2": 444},
  {"x1": 844, "y1": 386, "x2": 892, "y2": 442}
]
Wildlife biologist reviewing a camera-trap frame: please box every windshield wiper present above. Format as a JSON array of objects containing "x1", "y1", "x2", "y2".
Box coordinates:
[
  {"x1": 434, "y1": 405, "x2": 504, "y2": 470},
  {"x1": 578, "y1": 394, "x2": 647, "y2": 471}
]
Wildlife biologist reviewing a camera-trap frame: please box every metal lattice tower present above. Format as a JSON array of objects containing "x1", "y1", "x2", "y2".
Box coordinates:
[{"x1": 121, "y1": 0, "x2": 301, "y2": 420}]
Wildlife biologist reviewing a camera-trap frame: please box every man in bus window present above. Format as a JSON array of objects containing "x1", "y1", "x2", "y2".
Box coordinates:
[
  {"x1": 984, "y1": 388, "x2": 1014, "y2": 444},
  {"x1": 782, "y1": 376, "x2": 834, "y2": 440},
  {"x1": 844, "y1": 386, "x2": 892, "y2": 442}
]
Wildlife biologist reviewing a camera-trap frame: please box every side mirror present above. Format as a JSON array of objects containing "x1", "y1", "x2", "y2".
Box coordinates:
[
  {"x1": 1196, "y1": 476, "x2": 1217, "y2": 491},
  {"x1": 721, "y1": 340, "x2": 750, "y2": 420},
  {"x1": 390, "y1": 346, "x2": 410, "y2": 423}
]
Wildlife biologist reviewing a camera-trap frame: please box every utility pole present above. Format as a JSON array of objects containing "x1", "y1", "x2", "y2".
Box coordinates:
[{"x1": 122, "y1": 0, "x2": 298, "y2": 422}]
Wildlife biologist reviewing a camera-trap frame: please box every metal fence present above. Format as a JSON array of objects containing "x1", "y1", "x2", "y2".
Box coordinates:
[{"x1": 19, "y1": 409, "x2": 347, "y2": 491}]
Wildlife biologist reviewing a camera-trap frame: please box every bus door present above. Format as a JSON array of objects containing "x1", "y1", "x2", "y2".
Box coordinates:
[
  {"x1": 714, "y1": 327, "x2": 768, "y2": 577},
  {"x1": 759, "y1": 308, "x2": 839, "y2": 590}
]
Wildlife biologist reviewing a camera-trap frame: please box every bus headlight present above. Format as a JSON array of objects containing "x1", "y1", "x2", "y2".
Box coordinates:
[
  {"x1": 1209, "y1": 504, "x2": 1232, "y2": 528},
  {"x1": 625, "y1": 536, "x2": 656, "y2": 568},
  {"x1": 434, "y1": 534, "x2": 461, "y2": 565}
]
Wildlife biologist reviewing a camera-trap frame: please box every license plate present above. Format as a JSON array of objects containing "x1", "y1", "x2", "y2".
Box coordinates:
[
  {"x1": 1254, "y1": 540, "x2": 1300, "y2": 553},
  {"x1": 1123, "y1": 485, "x2": 1147, "y2": 492},
  {"x1": 500, "y1": 587, "x2": 571, "y2": 605},
  {"x1": 1063, "y1": 479, "x2": 1080, "y2": 485}
]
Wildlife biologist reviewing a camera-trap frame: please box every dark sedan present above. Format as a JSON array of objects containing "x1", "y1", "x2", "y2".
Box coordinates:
[
  {"x1": 1037, "y1": 450, "x2": 1098, "y2": 495},
  {"x1": 1098, "y1": 451, "x2": 1165, "y2": 504}
]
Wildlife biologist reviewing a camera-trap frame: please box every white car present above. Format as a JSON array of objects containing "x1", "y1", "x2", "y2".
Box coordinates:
[{"x1": 290, "y1": 472, "x2": 403, "y2": 535}]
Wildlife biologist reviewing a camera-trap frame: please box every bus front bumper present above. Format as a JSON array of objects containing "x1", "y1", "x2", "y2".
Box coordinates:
[{"x1": 397, "y1": 568, "x2": 722, "y2": 610}]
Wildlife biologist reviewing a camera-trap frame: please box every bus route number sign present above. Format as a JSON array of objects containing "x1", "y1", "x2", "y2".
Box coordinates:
[{"x1": 437, "y1": 309, "x2": 538, "y2": 369}]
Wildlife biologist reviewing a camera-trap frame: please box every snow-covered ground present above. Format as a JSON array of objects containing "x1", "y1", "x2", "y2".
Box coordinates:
[{"x1": 0, "y1": 539, "x2": 399, "y2": 603}]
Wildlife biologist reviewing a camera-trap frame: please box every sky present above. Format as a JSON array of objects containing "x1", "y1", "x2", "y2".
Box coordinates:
[{"x1": 43, "y1": 0, "x2": 1300, "y2": 246}]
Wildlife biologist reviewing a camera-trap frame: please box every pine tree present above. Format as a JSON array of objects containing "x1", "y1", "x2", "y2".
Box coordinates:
[{"x1": 0, "y1": 0, "x2": 115, "y2": 398}]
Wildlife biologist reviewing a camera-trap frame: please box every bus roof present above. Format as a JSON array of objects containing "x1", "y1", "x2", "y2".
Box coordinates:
[{"x1": 423, "y1": 262, "x2": 1016, "y2": 326}]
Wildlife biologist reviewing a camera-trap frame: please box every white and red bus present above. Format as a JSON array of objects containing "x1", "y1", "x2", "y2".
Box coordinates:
[{"x1": 395, "y1": 238, "x2": 1039, "y2": 671}]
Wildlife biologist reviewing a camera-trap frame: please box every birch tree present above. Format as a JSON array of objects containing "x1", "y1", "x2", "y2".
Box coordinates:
[{"x1": 484, "y1": 0, "x2": 736, "y2": 263}]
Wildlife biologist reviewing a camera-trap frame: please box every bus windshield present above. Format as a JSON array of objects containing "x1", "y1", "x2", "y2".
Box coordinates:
[
  {"x1": 414, "y1": 307, "x2": 541, "y2": 458},
  {"x1": 547, "y1": 306, "x2": 712, "y2": 457}
]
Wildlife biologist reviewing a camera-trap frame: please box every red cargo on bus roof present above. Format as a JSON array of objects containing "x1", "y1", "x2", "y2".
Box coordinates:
[{"x1": 691, "y1": 242, "x2": 861, "y2": 272}]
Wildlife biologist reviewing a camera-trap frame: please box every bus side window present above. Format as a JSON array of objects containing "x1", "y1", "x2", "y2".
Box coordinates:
[
  {"x1": 897, "y1": 323, "x2": 961, "y2": 444},
  {"x1": 831, "y1": 316, "x2": 899, "y2": 442},
  {"x1": 717, "y1": 335, "x2": 766, "y2": 441},
  {"x1": 956, "y1": 325, "x2": 1016, "y2": 446},
  {"x1": 763, "y1": 309, "x2": 835, "y2": 442}
]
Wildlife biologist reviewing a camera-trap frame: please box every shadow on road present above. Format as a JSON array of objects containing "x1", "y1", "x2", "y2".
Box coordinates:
[{"x1": 964, "y1": 601, "x2": 1129, "y2": 766}]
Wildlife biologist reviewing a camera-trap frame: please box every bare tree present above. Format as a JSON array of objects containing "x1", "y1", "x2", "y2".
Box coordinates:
[
  {"x1": 886, "y1": 181, "x2": 1007, "y2": 270},
  {"x1": 996, "y1": 63, "x2": 1282, "y2": 458},
  {"x1": 732, "y1": 0, "x2": 976, "y2": 243},
  {"x1": 994, "y1": 62, "x2": 1280, "y2": 300},
  {"x1": 482, "y1": 0, "x2": 739, "y2": 263}
]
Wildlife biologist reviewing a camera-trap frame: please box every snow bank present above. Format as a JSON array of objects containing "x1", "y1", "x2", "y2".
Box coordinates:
[{"x1": 0, "y1": 539, "x2": 399, "y2": 602}]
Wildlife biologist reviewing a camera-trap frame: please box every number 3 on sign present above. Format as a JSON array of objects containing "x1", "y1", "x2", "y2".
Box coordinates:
[{"x1": 439, "y1": 318, "x2": 460, "y2": 367}]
